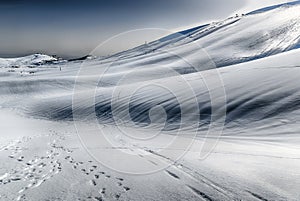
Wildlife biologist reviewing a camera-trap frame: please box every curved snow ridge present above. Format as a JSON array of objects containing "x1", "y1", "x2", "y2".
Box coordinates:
[
  {"x1": 104, "y1": 2, "x2": 300, "y2": 71},
  {"x1": 25, "y1": 50, "x2": 300, "y2": 137},
  {"x1": 246, "y1": 0, "x2": 300, "y2": 15}
]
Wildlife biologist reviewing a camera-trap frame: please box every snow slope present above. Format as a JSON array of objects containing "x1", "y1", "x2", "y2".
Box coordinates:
[
  {"x1": 102, "y1": 1, "x2": 300, "y2": 69},
  {"x1": 0, "y1": 1, "x2": 300, "y2": 201},
  {"x1": 235, "y1": 0, "x2": 295, "y2": 15},
  {"x1": 17, "y1": 2, "x2": 300, "y2": 129}
]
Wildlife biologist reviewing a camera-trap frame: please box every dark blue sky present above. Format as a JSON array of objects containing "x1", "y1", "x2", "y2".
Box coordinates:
[{"x1": 0, "y1": 0, "x2": 258, "y2": 58}]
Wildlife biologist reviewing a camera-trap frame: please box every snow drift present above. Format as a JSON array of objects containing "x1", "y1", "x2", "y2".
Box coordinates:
[{"x1": 0, "y1": 1, "x2": 300, "y2": 137}]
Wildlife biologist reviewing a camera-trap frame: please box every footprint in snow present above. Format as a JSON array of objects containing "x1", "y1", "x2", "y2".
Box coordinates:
[
  {"x1": 89, "y1": 179, "x2": 97, "y2": 186},
  {"x1": 123, "y1": 186, "x2": 130, "y2": 192}
]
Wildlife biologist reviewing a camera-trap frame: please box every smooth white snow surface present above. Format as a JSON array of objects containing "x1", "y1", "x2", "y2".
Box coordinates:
[{"x1": 0, "y1": 2, "x2": 300, "y2": 201}]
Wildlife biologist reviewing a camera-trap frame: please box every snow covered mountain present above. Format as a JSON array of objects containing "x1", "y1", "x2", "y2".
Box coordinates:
[
  {"x1": 0, "y1": 54, "x2": 58, "y2": 68},
  {"x1": 0, "y1": 1, "x2": 298, "y2": 132},
  {"x1": 0, "y1": 1, "x2": 299, "y2": 128},
  {"x1": 104, "y1": 0, "x2": 300, "y2": 70},
  {"x1": 0, "y1": 2, "x2": 300, "y2": 201}
]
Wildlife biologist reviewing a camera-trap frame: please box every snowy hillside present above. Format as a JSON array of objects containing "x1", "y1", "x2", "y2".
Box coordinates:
[
  {"x1": 0, "y1": 1, "x2": 300, "y2": 201},
  {"x1": 17, "y1": 1, "x2": 300, "y2": 126},
  {"x1": 0, "y1": 54, "x2": 58, "y2": 68},
  {"x1": 104, "y1": 1, "x2": 300, "y2": 69}
]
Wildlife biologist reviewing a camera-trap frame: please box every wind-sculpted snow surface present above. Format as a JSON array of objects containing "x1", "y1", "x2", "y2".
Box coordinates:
[
  {"x1": 0, "y1": 2, "x2": 300, "y2": 200},
  {"x1": 21, "y1": 49, "x2": 300, "y2": 133},
  {"x1": 102, "y1": 2, "x2": 300, "y2": 69},
  {"x1": 17, "y1": 2, "x2": 300, "y2": 131}
]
